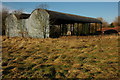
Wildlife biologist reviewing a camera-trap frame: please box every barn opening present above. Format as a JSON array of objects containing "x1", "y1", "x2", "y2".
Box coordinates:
[{"x1": 46, "y1": 10, "x2": 102, "y2": 38}]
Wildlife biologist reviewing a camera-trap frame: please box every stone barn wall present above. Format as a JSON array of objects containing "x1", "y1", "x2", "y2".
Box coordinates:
[{"x1": 5, "y1": 9, "x2": 49, "y2": 38}]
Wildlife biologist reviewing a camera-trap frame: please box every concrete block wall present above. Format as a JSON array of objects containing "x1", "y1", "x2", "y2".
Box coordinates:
[{"x1": 5, "y1": 9, "x2": 49, "y2": 38}]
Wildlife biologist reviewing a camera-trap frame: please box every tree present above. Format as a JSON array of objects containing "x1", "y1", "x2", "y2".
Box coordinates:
[
  {"x1": 97, "y1": 17, "x2": 109, "y2": 27},
  {"x1": 1, "y1": 7, "x2": 9, "y2": 35},
  {"x1": 109, "y1": 23, "x2": 114, "y2": 27},
  {"x1": 113, "y1": 16, "x2": 120, "y2": 26},
  {"x1": 12, "y1": 9, "x2": 23, "y2": 19},
  {"x1": 36, "y1": 3, "x2": 49, "y2": 10},
  {"x1": 12, "y1": 9, "x2": 23, "y2": 15}
]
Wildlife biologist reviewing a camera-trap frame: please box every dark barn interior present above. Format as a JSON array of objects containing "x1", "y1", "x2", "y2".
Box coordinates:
[{"x1": 46, "y1": 10, "x2": 102, "y2": 38}]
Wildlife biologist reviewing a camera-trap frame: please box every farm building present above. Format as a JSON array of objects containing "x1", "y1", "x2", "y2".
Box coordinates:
[
  {"x1": 5, "y1": 9, "x2": 102, "y2": 38},
  {"x1": 100, "y1": 27, "x2": 120, "y2": 35}
]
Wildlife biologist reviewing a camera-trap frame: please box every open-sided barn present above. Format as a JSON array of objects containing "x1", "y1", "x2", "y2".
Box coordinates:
[{"x1": 5, "y1": 9, "x2": 102, "y2": 38}]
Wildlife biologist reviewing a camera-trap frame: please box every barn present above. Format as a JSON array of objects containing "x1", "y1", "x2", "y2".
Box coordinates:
[
  {"x1": 101, "y1": 27, "x2": 120, "y2": 35},
  {"x1": 5, "y1": 9, "x2": 102, "y2": 38}
]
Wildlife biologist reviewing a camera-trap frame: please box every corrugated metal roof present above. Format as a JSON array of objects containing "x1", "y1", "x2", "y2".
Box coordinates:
[
  {"x1": 15, "y1": 9, "x2": 102, "y2": 24},
  {"x1": 101, "y1": 26, "x2": 120, "y2": 32},
  {"x1": 46, "y1": 10, "x2": 102, "y2": 24}
]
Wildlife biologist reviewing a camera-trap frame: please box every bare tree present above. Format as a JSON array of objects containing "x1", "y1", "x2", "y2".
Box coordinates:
[
  {"x1": 12, "y1": 9, "x2": 23, "y2": 15},
  {"x1": 97, "y1": 17, "x2": 109, "y2": 27},
  {"x1": 12, "y1": 9, "x2": 23, "y2": 19},
  {"x1": 113, "y1": 16, "x2": 120, "y2": 26},
  {"x1": 36, "y1": 3, "x2": 49, "y2": 10},
  {"x1": 1, "y1": 7, "x2": 9, "y2": 35}
]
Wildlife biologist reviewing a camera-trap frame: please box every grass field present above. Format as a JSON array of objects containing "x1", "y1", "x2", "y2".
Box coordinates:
[{"x1": 1, "y1": 35, "x2": 119, "y2": 79}]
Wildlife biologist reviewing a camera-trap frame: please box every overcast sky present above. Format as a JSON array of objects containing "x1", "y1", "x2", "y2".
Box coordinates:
[{"x1": 2, "y1": 2, "x2": 119, "y2": 23}]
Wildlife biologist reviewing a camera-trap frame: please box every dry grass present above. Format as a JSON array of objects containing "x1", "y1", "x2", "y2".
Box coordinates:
[{"x1": 2, "y1": 35, "x2": 119, "y2": 79}]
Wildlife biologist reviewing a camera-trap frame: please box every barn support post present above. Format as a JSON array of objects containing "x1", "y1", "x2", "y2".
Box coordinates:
[
  {"x1": 84, "y1": 23, "x2": 86, "y2": 35},
  {"x1": 78, "y1": 23, "x2": 80, "y2": 35},
  {"x1": 69, "y1": 24, "x2": 71, "y2": 34},
  {"x1": 79, "y1": 23, "x2": 81, "y2": 36},
  {"x1": 86, "y1": 23, "x2": 89, "y2": 35},
  {"x1": 66, "y1": 24, "x2": 69, "y2": 36},
  {"x1": 58, "y1": 25, "x2": 60, "y2": 37},
  {"x1": 79, "y1": 23, "x2": 82, "y2": 35},
  {"x1": 66, "y1": 24, "x2": 68, "y2": 32},
  {"x1": 100, "y1": 23, "x2": 103, "y2": 35},
  {"x1": 81, "y1": 23, "x2": 84, "y2": 35},
  {"x1": 81, "y1": 23, "x2": 83, "y2": 35},
  {"x1": 77, "y1": 23, "x2": 79, "y2": 36},
  {"x1": 83, "y1": 23, "x2": 85, "y2": 35},
  {"x1": 83, "y1": 23, "x2": 86, "y2": 35},
  {"x1": 63, "y1": 24, "x2": 66, "y2": 36},
  {"x1": 71, "y1": 24, "x2": 73, "y2": 35},
  {"x1": 90, "y1": 23, "x2": 91, "y2": 34},
  {"x1": 68, "y1": 24, "x2": 71, "y2": 31},
  {"x1": 60, "y1": 24, "x2": 62, "y2": 36},
  {"x1": 59, "y1": 24, "x2": 61, "y2": 36},
  {"x1": 87, "y1": 23, "x2": 89, "y2": 35},
  {"x1": 67, "y1": 24, "x2": 71, "y2": 34},
  {"x1": 73, "y1": 23, "x2": 75, "y2": 35},
  {"x1": 84, "y1": 23, "x2": 87, "y2": 35},
  {"x1": 95, "y1": 23, "x2": 97, "y2": 34},
  {"x1": 93, "y1": 23, "x2": 95, "y2": 34},
  {"x1": 88, "y1": 23, "x2": 90, "y2": 35},
  {"x1": 61, "y1": 24, "x2": 64, "y2": 36},
  {"x1": 62, "y1": 24, "x2": 64, "y2": 36},
  {"x1": 63, "y1": 24, "x2": 65, "y2": 36},
  {"x1": 70, "y1": 24, "x2": 72, "y2": 35},
  {"x1": 97, "y1": 23, "x2": 100, "y2": 31}
]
